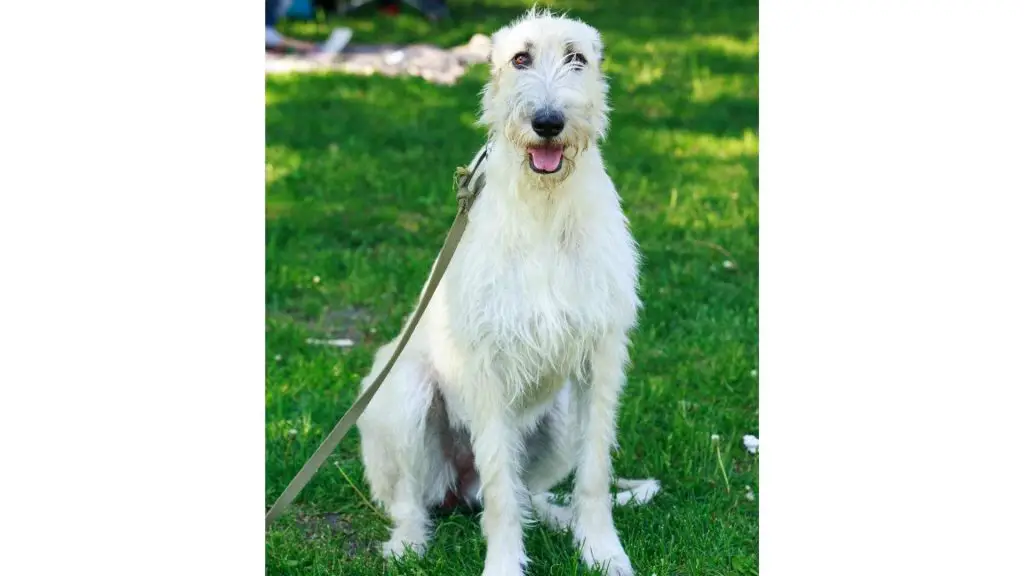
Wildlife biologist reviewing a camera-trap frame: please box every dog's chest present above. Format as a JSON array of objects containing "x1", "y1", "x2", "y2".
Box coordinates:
[{"x1": 452, "y1": 224, "x2": 626, "y2": 387}]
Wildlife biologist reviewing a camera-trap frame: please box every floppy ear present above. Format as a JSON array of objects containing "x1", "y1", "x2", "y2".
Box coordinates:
[
  {"x1": 479, "y1": 29, "x2": 507, "y2": 125},
  {"x1": 490, "y1": 29, "x2": 508, "y2": 72},
  {"x1": 479, "y1": 38, "x2": 503, "y2": 131}
]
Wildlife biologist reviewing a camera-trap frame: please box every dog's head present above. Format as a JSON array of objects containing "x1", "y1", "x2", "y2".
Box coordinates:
[{"x1": 480, "y1": 10, "x2": 609, "y2": 181}]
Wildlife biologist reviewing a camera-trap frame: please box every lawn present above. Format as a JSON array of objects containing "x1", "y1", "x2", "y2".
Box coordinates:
[{"x1": 265, "y1": 1, "x2": 759, "y2": 574}]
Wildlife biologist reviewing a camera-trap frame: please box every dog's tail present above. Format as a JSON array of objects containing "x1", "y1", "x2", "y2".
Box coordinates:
[
  {"x1": 531, "y1": 477, "x2": 660, "y2": 531},
  {"x1": 611, "y1": 477, "x2": 660, "y2": 506}
]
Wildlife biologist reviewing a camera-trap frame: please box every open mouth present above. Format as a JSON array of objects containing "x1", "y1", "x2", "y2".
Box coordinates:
[{"x1": 527, "y1": 144, "x2": 564, "y2": 174}]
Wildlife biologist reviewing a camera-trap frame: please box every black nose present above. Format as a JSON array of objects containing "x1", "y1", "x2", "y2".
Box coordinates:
[{"x1": 531, "y1": 110, "x2": 565, "y2": 139}]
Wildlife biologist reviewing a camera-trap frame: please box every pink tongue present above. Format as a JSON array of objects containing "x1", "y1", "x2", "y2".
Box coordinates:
[{"x1": 529, "y1": 146, "x2": 564, "y2": 171}]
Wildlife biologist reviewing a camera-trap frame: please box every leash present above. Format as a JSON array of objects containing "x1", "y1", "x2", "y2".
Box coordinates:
[{"x1": 265, "y1": 143, "x2": 491, "y2": 530}]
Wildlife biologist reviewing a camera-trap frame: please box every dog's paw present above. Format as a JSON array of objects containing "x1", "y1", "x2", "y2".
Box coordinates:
[
  {"x1": 480, "y1": 548, "x2": 528, "y2": 576},
  {"x1": 480, "y1": 563, "x2": 526, "y2": 576},
  {"x1": 380, "y1": 537, "x2": 426, "y2": 559},
  {"x1": 579, "y1": 538, "x2": 633, "y2": 576},
  {"x1": 583, "y1": 551, "x2": 633, "y2": 576}
]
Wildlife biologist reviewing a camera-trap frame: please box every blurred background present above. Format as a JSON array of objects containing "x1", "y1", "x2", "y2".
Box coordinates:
[{"x1": 265, "y1": 1, "x2": 758, "y2": 574}]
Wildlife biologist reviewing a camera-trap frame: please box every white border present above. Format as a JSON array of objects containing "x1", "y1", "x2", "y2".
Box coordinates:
[
  {"x1": 1, "y1": 2, "x2": 265, "y2": 574},
  {"x1": 761, "y1": 1, "x2": 1024, "y2": 574}
]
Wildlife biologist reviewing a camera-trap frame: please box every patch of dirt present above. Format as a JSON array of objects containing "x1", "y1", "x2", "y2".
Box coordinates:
[
  {"x1": 295, "y1": 510, "x2": 352, "y2": 537},
  {"x1": 266, "y1": 33, "x2": 492, "y2": 85},
  {"x1": 319, "y1": 306, "x2": 375, "y2": 343},
  {"x1": 293, "y1": 511, "x2": 366, "y2": 556}
]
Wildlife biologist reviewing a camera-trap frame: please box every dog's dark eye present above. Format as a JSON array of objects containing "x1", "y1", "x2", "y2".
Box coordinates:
[
  {"x1": 566, "y1": 52, "x2": 588, "y2": 68},
  {"x1": 512, "y1": 52, "x2": 532, "y2": 69}
]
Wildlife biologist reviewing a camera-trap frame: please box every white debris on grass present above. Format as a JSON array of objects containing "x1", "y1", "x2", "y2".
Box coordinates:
[
  {"x1": 743, "y1": 434, "x2": 759, "y2": 454},
  {"x1": 723, "y1": 259, "x2": 736, "y2": 269},
  {"x1": 744, "y1": 485, "x2": 755, "y2": 501},
  {"x1": 306, "y1": 338, "x2": 355, "y2": 348}
]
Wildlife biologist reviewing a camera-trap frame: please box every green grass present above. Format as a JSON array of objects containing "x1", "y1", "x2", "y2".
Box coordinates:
[{"x1": 266, "y1": 1, "x2": 758, "y2": 574}]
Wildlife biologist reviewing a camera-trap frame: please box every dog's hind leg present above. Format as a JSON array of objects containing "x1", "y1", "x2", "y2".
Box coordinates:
[
  {"x1": 357, "y1": 343, "x2": 438, "y2": 558},
  {"x1": 380, "y1": 472, "x2": 431, "y2": 558},
  {"x1": 378, "y1": 408, "x2": 453, "y2": 559}
]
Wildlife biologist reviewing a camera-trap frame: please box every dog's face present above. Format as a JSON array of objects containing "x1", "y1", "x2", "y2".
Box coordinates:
[{"x1": 481, "y1": 12, "x2": 609, "y2": 180}]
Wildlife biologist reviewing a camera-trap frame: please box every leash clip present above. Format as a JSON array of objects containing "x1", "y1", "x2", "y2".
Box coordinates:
[{"x1": 454, "y1": 142, "x2": 490, "y2": 214}]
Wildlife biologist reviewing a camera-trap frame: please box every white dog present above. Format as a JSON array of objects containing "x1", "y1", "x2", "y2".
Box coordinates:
[{"x1": 356, "y1": 10, "x2": 657, "y2": 576}]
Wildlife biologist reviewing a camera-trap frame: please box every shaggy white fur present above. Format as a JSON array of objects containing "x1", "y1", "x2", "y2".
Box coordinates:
[{"x1": 356, "y1": 10, "x2": 658, "y2": 576}]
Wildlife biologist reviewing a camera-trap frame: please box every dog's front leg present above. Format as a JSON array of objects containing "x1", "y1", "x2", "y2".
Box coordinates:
[
  {"x1": 572, "y1": 333, "x2": 633, "y2": 576},
  {"x1": 470, "y1": 392, "x2": 529, "y2": 576}
]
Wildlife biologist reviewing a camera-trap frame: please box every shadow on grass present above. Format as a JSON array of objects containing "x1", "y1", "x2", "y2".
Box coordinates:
[
  {"x1": 266, "y1": 73, "x2": 485, "y2": 232},
  {"x1": 265, "y1": 70, "x2": 756, "y2": 241}
]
